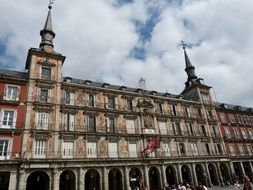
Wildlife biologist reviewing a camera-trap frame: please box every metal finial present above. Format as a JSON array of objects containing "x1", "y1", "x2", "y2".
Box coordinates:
[
  {"x1": 48, "y1": 0, "x2": 54, "y2": 9},
  {"x1": 181, "y1": 40, "x2": 186, "y2": 49}
]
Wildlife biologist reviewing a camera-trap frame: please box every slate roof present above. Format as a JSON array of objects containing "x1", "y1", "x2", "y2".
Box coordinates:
[
  {"x1": 0, "y1": 69, "x2": 28, "y2": 79},
  {"x1": 215, "y1": 102, "x2": 253, "y2": 113}
]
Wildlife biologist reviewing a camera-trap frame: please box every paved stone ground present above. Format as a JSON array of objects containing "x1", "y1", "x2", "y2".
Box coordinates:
[{"x1": 209, "y1": 185, "x2": 240, "y2": 190}]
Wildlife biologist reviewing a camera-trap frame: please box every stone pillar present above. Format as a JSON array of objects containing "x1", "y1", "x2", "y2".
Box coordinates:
[
  {"x1": 103, "y1": 167, "x2": 108, "y2": 190},
  {"x1": 161, "y1": 165, "x2": 167, "y2": 187},
  {"x1": 177, "y1": 164, "x2": 182, "y2": 183},
  {"x1": 8, "y1": 170, "x2": 17, "y2": 190},
  {"x1": 17, "y1": 169, "x2": 26, "y2": 190},
  {"x1": 79, "y1": 168, "x2": 85, "y2": 190},
  {"x1": 144, "y1": 165, "x2": 150, "y2": 190},
  {"x1": 52, "y1": 168, "x2": 59, "y2": 190},
  {"x1": 205, "y1": 163, "x2": 212, "y2": 187},
  {"x1": 191, "y1": 163, "x2": 198, "y2": 187},
  {"x1": 124, "y1": 166, "x2": 130, "y2": 190},
  {"x1": 240, "y1": 162, "x2": 246, "y2": 176},
  {"x1": 216, "y1": 163, "x2": 222, "y2": 180}
]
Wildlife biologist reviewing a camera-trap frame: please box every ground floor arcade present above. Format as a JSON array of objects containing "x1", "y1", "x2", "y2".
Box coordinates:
[{"x1": 2, "y1": 160, "x2": 253, "y2": 190}]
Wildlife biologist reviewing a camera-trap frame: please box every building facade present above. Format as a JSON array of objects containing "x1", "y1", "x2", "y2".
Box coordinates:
[
  {"x1": 0, "y1": 5, "x2": 252, "y2": 190},
  {"x1": 0, "y1": 69, "x2": 27, "y2": 190},
  {"x1": 215, "y1": 103, "x2": 253, "y2": 183}
]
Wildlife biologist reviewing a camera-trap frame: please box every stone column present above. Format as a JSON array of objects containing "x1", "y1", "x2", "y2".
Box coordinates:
[
  {"x1": 17, "y1": 169, "x2": 26, "y2": 190},
  {"x1": 144, "y1": 165, "x2": 150, "y2": 190},
  {"x1": 216, "y1": 163, "x2": 222, "y2": 180},
  {"x1": 79, "y1": 168, "x2": 85, "y2": 190},
  {"x1": 103, "y1": 167, "x2": 108, "y2": 190},
  {"x1": 52, "y1": 168, "x2": 59, "y2": 190},
  {"x1": 240, "y1": 162, "x2": 246, "y2": 176},
  {"x1": 191, "y1": 163, "x2": 198, "y2": 187},
  {"x1": 124, "y1": 166, "x2": 130, "y2": 190},
  {"x1": 204, "y1": 163, "x2": 212, "y2": 187},
  {"x1": 177, "y1": 164, "x2": 182, "y2": 183},
  {"x1": 8, "y1": 170, "x2": 17, "y2": 190},
  {"x1": 161, "y1": 165, "x2": 167, "y2": 187}
]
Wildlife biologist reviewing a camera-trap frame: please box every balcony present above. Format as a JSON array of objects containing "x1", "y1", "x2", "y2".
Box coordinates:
[
  {"x1": 34, "y1": 95, "x2": 55, "y2": 104},
  {"x1": 0, "y1": 95, "x2": 19, "y2": 105},
  {"x1": 34, "y1": 73, "x2": 56, "y2": 81},
  {"x1": 33, "y1": 123, "x2": 51, "y2": 130}
]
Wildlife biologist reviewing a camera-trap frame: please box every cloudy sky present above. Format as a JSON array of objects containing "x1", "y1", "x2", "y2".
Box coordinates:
[{"x1": 0, "y1": 0, "x2": 252, "y2": 107}]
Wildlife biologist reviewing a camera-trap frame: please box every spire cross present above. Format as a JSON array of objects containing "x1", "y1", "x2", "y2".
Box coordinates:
[{"x1": 48, "y1": 0, "x2": 54, "y2": 9}]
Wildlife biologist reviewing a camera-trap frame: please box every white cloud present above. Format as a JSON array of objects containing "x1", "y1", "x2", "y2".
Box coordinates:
[{"x1": 0, "y1": 0, "x2": 252, "y2": 107}]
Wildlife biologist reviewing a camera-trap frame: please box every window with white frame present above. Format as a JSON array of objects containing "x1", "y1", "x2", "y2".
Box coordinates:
[
  {"x1": 0, "y1": 110, "x2": 17, "y2": 128},
  {"x1": 191, "y1": 143, "x2": 198, "y2": 156},
  {"x1": 87, "y1": 115, "x2": 96, "y2": 132},
  {"x1": 35, "y1": 112, "x2": 50, "y2": 130},
  {"x1": 33, "y1": 140, "x2": 47, "y2": 158},
  {"x1": 62, "y1": 114, "x2": 75, "y2": 131},
  {"x1": 220, "y1": 113, "x2": 227, "y2": 123},
  {"x1": 125, "y1": 99, "x2": 132, "y2": 111},
  {"x1": 87, "y1": 142, "x2": 97, "y2": 158},
  {"x1": 64, "y1": 91, "x2": 75, "y2": 105},
  {"x1": 0, "y1": 140, "x2": 10, "y2": 159},
  {"x1": 107, "y1": 117, "x2": 115, "y2": 133},
  {"x1": 241, "y1": 129, "x2": 248, "y2": 139},
  {"x1": 244, "y1": 115, "x2": 251, "y2": 125},
  {"x1": 248, "y1": 130, "x2": 253, "y2": 139},
  {"x1": 62, "y1": 141, "x2": 74, "y2": 158},
  {"x1": 109, "y1": 142, "x2": 118, "y2": 158},
  {"x1": 237, "y1": 115, "x2": 244, "y2": 125},
  {"x1": 224, "y1": 127, "x2": 231, "y2": 138},
  {"x1": 229, "y1": 144, "x2": 235, "y2": 156},
  {"x1": 201, "y1": 125, "x2": 207, "y2": 137},
  {"x1": 126, "y1": 119, "x2": 135, "y2": 134},
  {"x1": 129, "y1": 143, "x2": 137, "y2": 158},
  {"x1": 185, "y1": 107, "x2": 190, "y2": 117},
  {"x1": 158, "y1": 122, "x2": 167, "y2": 135},
  {"x1": 207, "y1": 110, "x2": 215, "y2": 120},
  {"x1": 216, "y1": 144, "x2": 223, "y2": 155},
  {"x1": 202, "y1": 94, "x2": 210, "y2": 104},
  {"x1": 228, "y1": 114, "x2": 235, "y2": 124},
  {"x1": 107, "y1": 97, "x2": 115, "y2": 109},
  {"x1": 246, "y1": 145, "x2": 252, "y2": 155},
  {"x1": 4, "y1": 85, "x2": 19, "y2": 101},
  {"x1": 38, "y1": 88, "x2": 50, "y2": 102},
  {"x1": 85, "y1": 94, "x2": 96, "y2": 107},
  {"x1": 211, "y1": 125, "x2": 218, "y2": 137},
  {"x1": 238, "y1": 145, "x2": 244, "y2": 155},
  {"x1": 163, "y1": 143, "x2": 170, "y2": 156}
]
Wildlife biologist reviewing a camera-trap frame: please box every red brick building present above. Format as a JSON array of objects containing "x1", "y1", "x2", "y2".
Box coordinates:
[
  {"x1": 215, "y1": 103, "x2": 253, "y2": 182},
  {"x1": 0, "y1": 69, "x2": 27, "y2": 190}
]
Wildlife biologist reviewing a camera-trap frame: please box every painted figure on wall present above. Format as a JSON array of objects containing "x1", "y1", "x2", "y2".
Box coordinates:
[
  {"x1": 99, "y1": 139, "x2": 108, "y2": 158},
  {"x1": 119, "y1": 138, "x2": 128, "y2": 157},
  {"x1": 117, "y1": 95, "x2": 124, "y2": 110},
  {"x1": 143, "y1": 108, "x2": 154, "y2": 129},
  {"x1": 76, "y1": 139, "x2": 85, "y2": 157},
  {"x1": 118, "y1": 115, "x2": 126, "y2": 133},
  {"x1": 97, "y1": 92, "x2": 105, "y2": 108},
  {"x1": 98, "y1": 113, "x2": 106, "y2": 132}
]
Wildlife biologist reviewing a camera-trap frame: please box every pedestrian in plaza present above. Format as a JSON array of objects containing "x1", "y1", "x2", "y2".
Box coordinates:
[
  {"x1": 185, "y1": 183, "x2": 192, "y2": 190},
  {"x1": 243, "y1": 175, "x2": 253, "y2": 190},
  {"x1": 234, "y1": 180, "x2": 240, "y2": 189}
]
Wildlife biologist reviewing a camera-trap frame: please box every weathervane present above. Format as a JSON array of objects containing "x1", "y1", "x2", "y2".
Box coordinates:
[
  {"x1": 181, "y1": 40, "x2": 186, "y2": 49},
  {"x1": 48, "y1": 0, "x2": 54, "y2": 9}
]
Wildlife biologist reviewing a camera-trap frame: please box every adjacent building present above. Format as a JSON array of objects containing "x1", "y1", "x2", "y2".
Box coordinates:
[{"x1": 0, "y1": 5, "x2": 252, "y2": 190}]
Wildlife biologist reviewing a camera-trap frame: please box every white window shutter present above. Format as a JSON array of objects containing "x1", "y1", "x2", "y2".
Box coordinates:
[
  {"x1": 16, "y1": 87, "x2": 20, "y2": 101},
  {"x1": 85, "y1": 94, "x2": 89, "y2": 106},
  {"x1": 63, "y1": 114, "x2": 68, "y2": 130},
  {"x1": 115, "y1": 97, "x2": 118, "y2": 109},
  {"x1": 69, "y1": 115, "x2": 75, "y2": 131},
  {"x1": 106, "y1": 118, "x2": 110, "y2": 132},
  {"x1": 45, "y1": 113, "x2": 49, "y2": 129},
  {"x1": 13, "y1": 111, "x2": 17, "y2": 128},
  {"x1": 70, "y1": 93, "x2": 75, "y2": 105},
  {"x1": 105, "y1": 97, "x2": 108, "y2": 108},
  {"x1": 3, "y1": 85, "x2": 7, "y2": 100}
]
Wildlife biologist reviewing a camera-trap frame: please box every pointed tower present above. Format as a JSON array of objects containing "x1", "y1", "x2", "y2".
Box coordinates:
[
  {"x1": 184, "y1": 46, "x2": 198, "y2": 87},
  {"x1": 39, "y1": 5, "x2": 55, "y2": 51}
]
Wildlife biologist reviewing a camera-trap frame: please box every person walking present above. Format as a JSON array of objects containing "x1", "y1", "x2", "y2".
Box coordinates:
[{"x1": 243, "y1": 175, "x2": 253, "y2": 190}]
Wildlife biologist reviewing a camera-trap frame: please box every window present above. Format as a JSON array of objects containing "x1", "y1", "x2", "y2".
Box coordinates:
[
  {"x1": 126, "y1": 119, "x2": 135, "y2": 134},
  {"x1": 35, "y1": 112, "x2": 50, "y2": 130},
  {"x1": 196, "y1": 108, "x2": 202, "y2": 118},
  {"x1": 229, "y1": 144, "x2": 235, "y2": 156},
  {"x1": 38, "y1": 89, "x2": 49, "y2": 102},
  {"x1": 201, "y1": 125, "x2": 207, "y2": 137},
  {"x1": 4, "y1": 85, "x2": 19, "y2": 101},
  {"x1": 244, "y1": 115, "x2": 251, "y2": 125},
  {"x1": 216, "y1": 144, "x2": 223, "y2": 155},
  {"x1": 188, "y1": 123, "x2": 194, "y2": 136},
  {"x1": 41, "y1": 67, "x2": 51, "y2": 80},
  {"x1": 157, "y1": 103, "x2": 163, "y2": 114},
  {"x1": 1, "y1": 110, "x2": 17, "y2": 128},
  {"x1": 0, "y1": 140, "x2": 10, "y2": 159},
  {"x1": 179, "y1": 143, "x2": 186, "y2": 155},
  {"x1": 64, "y1": 91, "x2": 75, "y2": 105},
  {"x1": 33, "y1": 140, "x2": 47, "y2": 158},
  {"x1": 109, "y1": 142, "x2": 118, "y2": 158},
  {"x1": 220, "y1": 113, "x2": 227, "y2": 124},
  {"x1": 171, "y1": 105, "x2": 177, "y2": 116},
  {"x1": 185, "y1": 107, "x2": 190, "y2": 117},
  {"x1": 224, "y1": 127, "x2": 231, "y2": 138},
  {"x1": 129, "y1": 143, "x2": 137, "y2": 158},
  {"x1": 88, "y1": 116, "x2": 96, "y2": 132},
  {"x1": 62, "y1": 114, "x2": 75, "y2": 131},
  {"x1": 238, "y1": 145, "x2": 244, "y2": 155},
  {"x1": 107, "y1": 118, "x2": 115, "y2": 133},
  {"x1": 125, "y1": 99, "x2": 132, "y2": 111},
  {"x1": 86, "y1": 94, "x2": 95, "y2": 107},
  {"x1": 233, "y1": 128, "x2": 240, "y2": 139},
  {"x1": 212, "y1": 125, "x2": 218, "y2": 137},
  {"x1": 248, "y1": 130, "x2": 253, "y2": 139},
  {"x1": 62, "y1": 141, "x2": 74, "y2": 158},
  {"x1": 241, "y1": 129, "x2": 248, "y2": 139},
  {"x1": 87, "y1": 142, "x2": 97, "y2": 158},
  {"x1": 246, "y1": 145, "x2": 252, "y2": 155},
  {"x1": 202, "y1": 94, "x2": 210, "y2": 104},
  {"x1": 191, "y1": 143, "x2": 198, "y2": 156},
  {"x1": 174, "y1": 123, "x2": 182, "y2": 136},
  {"x1": 163, "y1": 143, "x2": 170, "y2": 156},
  {"x1": 237, "y1": 115, "x2": 244, "y2": 125},
  {"x1": 107, "y1": 97, "x2": 115, "y2": 109},
  {"x1": 229, "y1": 114, "x2": 235, "y2": 124},
  {"x1": 205, "y1": 143, "x2": 210, "y2": 155},
  {"x1": 207, "y1": 110, "x2": 215, "y2": 120},
  {"x1": 159, "y1": 122, "x2": 167, "y2": 135}
]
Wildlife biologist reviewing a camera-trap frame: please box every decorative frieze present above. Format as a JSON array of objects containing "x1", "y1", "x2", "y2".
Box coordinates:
[
  {"x1": 37, "y1": 57, "x2": 56, "y2": 67},
  {"x1": 33, "y1": 105, "x2": 53, "y2": 112}
]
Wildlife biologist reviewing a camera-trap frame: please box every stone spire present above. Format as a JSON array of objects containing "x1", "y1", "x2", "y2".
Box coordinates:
[
  {"x1": 39, "y1": 5, "x2": 55, "y2": 50},
  {"x1": 183, "y1": 46, "x2": 198, "y2": 84}
]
